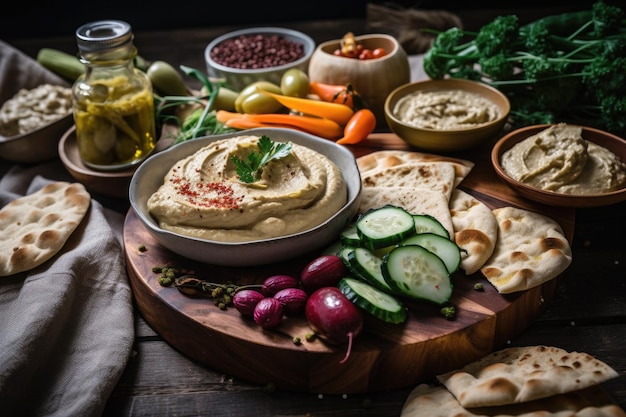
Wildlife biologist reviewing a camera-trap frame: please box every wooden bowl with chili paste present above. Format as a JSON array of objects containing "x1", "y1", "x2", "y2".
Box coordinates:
[{"x1": 492, "y1": 123, "x2": 626, "y2": 207}]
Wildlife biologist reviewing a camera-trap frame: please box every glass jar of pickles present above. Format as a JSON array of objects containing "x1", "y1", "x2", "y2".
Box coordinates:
[{"x1": 72, "y1": 20, "x2": 156, "y2": 171}]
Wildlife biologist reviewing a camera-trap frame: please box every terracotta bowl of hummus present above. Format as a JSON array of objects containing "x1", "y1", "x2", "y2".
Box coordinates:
[
  {"x1": 384, "y1": 79, "x2": 510, "y2": 152},
  {"x1": 129, "y1": 127, "x2": 362, "y2": 267},
  {"x1": 492, "y1": 123, "x2": 626, "y2": 208}
]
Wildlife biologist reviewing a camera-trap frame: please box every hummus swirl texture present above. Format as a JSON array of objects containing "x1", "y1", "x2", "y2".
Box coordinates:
[
  {"x1": 147, "y1": 135, "x2": 347, "y2": 242},
  {"x1": 501, "y1": 123, "x2": 626, "y2": 194},
  {"x1": 393, "y1": 89, "x2": 500, "y2": 130}
]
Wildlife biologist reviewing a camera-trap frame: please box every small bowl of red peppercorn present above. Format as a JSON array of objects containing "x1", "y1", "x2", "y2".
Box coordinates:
[{"x1": 204, "y1": 27, "x2": 315, "y2": 91}]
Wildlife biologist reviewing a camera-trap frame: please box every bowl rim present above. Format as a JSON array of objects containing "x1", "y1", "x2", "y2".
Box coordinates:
[
  {"x1": 0, "y1": 111, "x2": 73, "y2": 143},
  {"x1": 491, "y1": 123, "x2": 626, "y2": 202},
  {"x1": 204, "y1": 26, "x2": 315, "y2": 75},
  {"x1": 384, "y1": 78, "x2": 511, "y2": 134},
  {"x1": 58, "y1": 126, "x2": 137, "y2": 179},
  {"x1": 129, "y1": 127, "x2": 362, "y2": 249}
]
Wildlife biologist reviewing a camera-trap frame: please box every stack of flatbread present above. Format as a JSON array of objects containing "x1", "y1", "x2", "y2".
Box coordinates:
[
  {"x1": 401, "y1": 345, "x2": 624, "y2": 417},
  {"x1": 0, "y1": 181, "x2": 91, "y2": 276},
  {"x1": 355, "y1": 150, "x2": 573, "y2": 293}
]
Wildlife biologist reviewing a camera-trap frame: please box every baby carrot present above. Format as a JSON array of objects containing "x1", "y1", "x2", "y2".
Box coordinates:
[
  {"x1": 336, "y1": 108, "x2": 376, "y2": 145},
  {"x1": 215, "y1": 109, "x2": 244, "y2": 123},
  {"x1": 243, "y1": 113, "x2": 342, "y2": 139},
  {"x1": 309, "y1": 82, "x2": 355, "y2": 108},
  {"x1": 224, "y1": 117, "x2": 274, "y2": 130},
  {"x1": 223, "y1": 112, "x2": 343, "y2": 139},
  {"x1": 255, "y1": 88, "x2": 354, "y2": 125}
]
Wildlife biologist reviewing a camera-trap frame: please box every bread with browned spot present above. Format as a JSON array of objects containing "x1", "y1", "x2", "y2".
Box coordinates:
[
  {"x1": 401, "y1": 381, "x2": 626, "y2": 416},
  {"x1": 361, "y1": 162, "x2": 457, "y2": 201},
  {"x1": 356, "y1": 149, "x2": 474, "y2": 187},
  {"x1": 449, "y1": 188, "x2": 498, "y2": 275},
  {"x1": 480, "y1": 206, "x2": 571, "y2": 293},
  {"x1": 434, "y1": 345, "x2": 620, "y2": 409},
  {"x1": 0, "y1": 182, "x2": 91, "y2": 276}
]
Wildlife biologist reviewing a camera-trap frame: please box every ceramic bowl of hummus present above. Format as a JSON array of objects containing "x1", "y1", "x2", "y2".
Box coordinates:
[
  {"x1": 0, "y1": 80, "x2": 74, "y2": 164},
  {"x1": 492, "y1": 123, "x2": 626, "y2": 208},
  {"x1": 129, "y1": 127, "x2": 362, "y2": 266},
  {"x1": 384, "y1": 79, "x2": 510, "y2": 152},
  {"x1": 0, "y1": 41, "x2": 76, "y2": 164}
]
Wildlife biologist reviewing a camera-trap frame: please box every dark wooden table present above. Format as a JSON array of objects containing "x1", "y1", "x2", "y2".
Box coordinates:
[{"x1": 6, "y1": 10, "x2": 625, "y2": 416}]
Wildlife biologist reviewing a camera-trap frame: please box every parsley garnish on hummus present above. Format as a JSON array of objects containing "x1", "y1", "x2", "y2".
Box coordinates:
[{"x1": 231, "y1": 135, "x2": 293, "y2": 183}]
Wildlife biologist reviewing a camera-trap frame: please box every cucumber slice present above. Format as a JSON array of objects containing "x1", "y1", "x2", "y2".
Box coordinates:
[
  {"x1": 338, "y1": 277, "x2": 407, "y2": 324},
  {"x1": 347, "y1": 247, "x2": 393, "y2": 292},
  {"x1": 382, "y1": 245, "x2": 452, "y2": 304},
  {"x1": 340, "y1": 223, "x2": 361, "y2": 246},
  {"x1": 400, "y1": 233, "x2": 462, "y2": 274},
  {"x1": 337, "y1": 245, "x2": 356, "y2": 268},
  {"x1": 356, "y1": 205, "x2": 416, "y2": 250},
  {"x1": 413, "y1": 214, "x2": 449, "y2": 239}
]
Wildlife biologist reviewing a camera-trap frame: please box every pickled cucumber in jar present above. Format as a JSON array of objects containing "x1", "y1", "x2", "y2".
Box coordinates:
[{"x1": 74, "y1": 75, "x2": 156, "y2": 169}]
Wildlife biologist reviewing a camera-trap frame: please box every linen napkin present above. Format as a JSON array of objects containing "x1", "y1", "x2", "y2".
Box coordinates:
[{"x1": 0, "y1": 171, "x2": 134, "y2": 417}]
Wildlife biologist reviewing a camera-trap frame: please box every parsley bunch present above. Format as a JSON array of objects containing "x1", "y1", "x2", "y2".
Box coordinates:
[
  {"x1": 422, "y1": 0, "x2": 626, "y2": 136},
  {"x1": 231, "y1": 136, "x2": 293, "y2": 183}
]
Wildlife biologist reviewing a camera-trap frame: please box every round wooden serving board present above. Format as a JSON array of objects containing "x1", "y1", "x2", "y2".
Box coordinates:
[{"x1": 123, "y1": 133, "x2": 575, "y2": 394}]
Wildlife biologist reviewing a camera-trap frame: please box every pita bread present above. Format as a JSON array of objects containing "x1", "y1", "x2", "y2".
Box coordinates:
[
  {"x1": 480, "y1": 206, "x2": 572, "y2": 294},
  {"x1": 449, "y1": 189, "x2": 498, "y2": 275},
  {"x1": 436, "y1": 345, "x2": 619, "y2": 409},
  {"x1": 0, "y1": 181, "x2": 91, "y2": 277},
  {"x1": 401, "y1": 383, "x2": 626, "y2": 417},
  {"x1": 356, "y1": 149, "x2": 474, "y2": 187},
  {"x1": 358, "y1": 186, "x2": 454, "y2": 238},
  {"x1": 361, "y1": 162, "x2": 457, "y2": 201}
]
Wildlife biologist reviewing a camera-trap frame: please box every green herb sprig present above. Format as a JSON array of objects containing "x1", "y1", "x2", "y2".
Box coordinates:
[{"x1": 231, "y1": 136, "x2": 293, "y2": 183}]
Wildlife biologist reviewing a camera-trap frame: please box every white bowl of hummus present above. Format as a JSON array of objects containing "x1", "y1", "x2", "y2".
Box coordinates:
[
  {"x1": 129, "y1": 128, "x2": 362, "y2": 266},
  {"x1": 384, "y1": 79, "x2": 510, "y2": 152},
  {"x1": 492, "y1": 123, "x2": 626, "y2": 208}
]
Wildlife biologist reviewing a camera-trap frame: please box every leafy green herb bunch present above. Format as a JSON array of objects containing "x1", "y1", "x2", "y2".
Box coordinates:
[{"x1": 423, "y1": 0, "x2": 626, "y2": 136}]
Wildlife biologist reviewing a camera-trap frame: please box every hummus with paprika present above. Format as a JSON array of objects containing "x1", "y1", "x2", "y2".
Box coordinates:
[
  {"x1": 501, "y1": 123, "x2": 626, "y2": 194},
  {"x1": 147, "y1": 135, "x2": 347, "y2": 242},
  {"x1": 393, "y1": 89, "x2": 500, "y2": 130}
]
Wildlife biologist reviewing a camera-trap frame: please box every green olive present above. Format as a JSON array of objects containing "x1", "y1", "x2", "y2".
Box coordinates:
[
  {"x1": 147, "y1": 61, "x2": 188, "y2": 96},
  {"x1": 115, "y1": 134, "x2": 138, "y2": 162},
  {"x1": 235, "y1": 81, "x2": 282, "y2": 113},
  {"x1": 78, "y1": 134, "x2": 114, "y2": 165},
  {"x1": 201, "y1": 86, "x2": 239, "y2": 111},
  {"x1": 240, "y1": 92, "x2": 284, "y2": 114},
  {"x1": 281, "y1": 68, "x2": 310, "y2": 98}
]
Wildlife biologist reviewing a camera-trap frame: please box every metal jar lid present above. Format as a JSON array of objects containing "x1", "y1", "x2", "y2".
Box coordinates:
[{"x1": 75, "y1": 20, "x2": 134, "y2": 55}]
